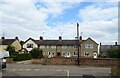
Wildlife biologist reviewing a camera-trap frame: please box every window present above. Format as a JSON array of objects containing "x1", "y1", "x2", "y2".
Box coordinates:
[
  {"x1": 85, "y1": 44, "x2": 93, "y2": 49},
  {"x1": 73, "y1": 52, "x2": 78, "y2": 56},
  {"x1": 51, "y1": 45, "x2": 56, "y2": 48},
  {"x1": 66, "y1": 52, "x2": 70, "y2": 57},
  {"x1": 84, "y1": 52, "x2": 90, "y2": 57},
  {"x1": 74, "y1": 45, "x2": 77, "y2": 48},
  {"x1": 46, "y1": 45, "x2": 49, "y2": 48},
  {"x1": 27, "y1": 44, "x2": 33, "y2": 48},
  {"x1": 62, "y1": 45, "x2": 67, "y2": 48},
  {"x1": 40, "y1": 45, "x2": 45, "y2": 48}
]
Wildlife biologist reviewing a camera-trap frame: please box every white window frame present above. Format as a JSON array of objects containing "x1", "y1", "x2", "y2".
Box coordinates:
[
  {"x1": 40, "y1": 45, "x2": 45, "y2": 48},
  {"x1": 66, "y1": 52, "x2": 70, "y2": 57},
  {"x1": 62, "y1": 45, "x2": 67, "y2": 48},
  {"x1": 85, "y1": 44, "x2": 93, "y2": 49},
  {"x1": 46, "y1": 45, "x2": 49, "y2": 48},
  {"x1": 51, "y1": 45, "x2": 56, "y2": 48}
]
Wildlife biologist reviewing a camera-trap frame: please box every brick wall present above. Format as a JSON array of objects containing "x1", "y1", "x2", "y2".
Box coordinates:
[{"x1": 39, "y1": 57, "x2": 119, "y2": 67}]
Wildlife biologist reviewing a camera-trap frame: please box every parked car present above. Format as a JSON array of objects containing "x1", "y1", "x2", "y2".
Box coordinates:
[
  {"x1": 0, "y1": 58, "x2": 7, "y2": 69},
  {"x1": 0, "y1": 51, "x2": 9, "y2": 69}
]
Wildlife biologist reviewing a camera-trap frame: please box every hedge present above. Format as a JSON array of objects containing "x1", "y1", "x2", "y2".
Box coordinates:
[{"x1": 13, "y1": 53, "x2": 31, "y2": 61}]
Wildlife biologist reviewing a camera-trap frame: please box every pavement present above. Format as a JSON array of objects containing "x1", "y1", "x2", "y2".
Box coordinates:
[
  {"x1": 1, "y1": 63, "x2": 112, "y2": 78},
  {"x1": 16, "y1": 60, "x2": 32, "y2": 64}
]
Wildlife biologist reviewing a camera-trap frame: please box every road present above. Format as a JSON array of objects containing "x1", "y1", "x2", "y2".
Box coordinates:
[{"x1": 1, "y1": 64, "x2": 112, "y2": 78}]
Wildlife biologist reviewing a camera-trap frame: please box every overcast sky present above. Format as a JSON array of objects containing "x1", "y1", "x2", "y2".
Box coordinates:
[{"x1": 0, "y1": 0, "x2": 119, "y2": 45}]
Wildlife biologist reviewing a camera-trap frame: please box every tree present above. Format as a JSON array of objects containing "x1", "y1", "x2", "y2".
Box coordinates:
[
  {"x1": 30, "y1": 48, "x2": 43, "y2": 59},
  {"x1": 107, "y1": 47, "x2": 120, "y2": 58},
  {"x1": 6, "y1": 45, "x2": 17, "y2": 57},
  {"x1": 20, "y1": 41, "x2": 24, "y2": 47}
]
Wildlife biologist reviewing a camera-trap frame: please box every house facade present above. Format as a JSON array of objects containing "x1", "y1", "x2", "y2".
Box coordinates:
[
  {"x1": 23, "y1": 36, "x2": 98, "y2": 58},
  {"x1": 0, "y1": 37, "x2": 22, "y2": 51}
]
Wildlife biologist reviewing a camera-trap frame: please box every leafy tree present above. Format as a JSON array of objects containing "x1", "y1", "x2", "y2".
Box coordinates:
[
  {"x1": 6, "y1": 45, "x2": 18, "y2": 57},
  {"x1": 20, "y1": 41, "x2": 24, "y2": 47},
  {"x1": 30, "y1": 48, "x2": 43, "y2": 59},
  {"x1": 107, "y1": 47, "x2": 120, "y2": 58}
]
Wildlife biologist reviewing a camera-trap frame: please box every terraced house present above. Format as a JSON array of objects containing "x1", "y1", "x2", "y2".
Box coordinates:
[{"x1": 23, "y1": 36, "x2": 98, "y2": 58}]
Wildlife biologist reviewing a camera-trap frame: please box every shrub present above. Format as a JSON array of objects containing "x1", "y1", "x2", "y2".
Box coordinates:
[
  {"x1": 13, "y1": 53, "x2": 31, "y2": 61},
  {"x1": 108, "y1": 48, "x2": 120, "y2": 58},
  {"x1": 6, "y1": 45, "x2": 16, "y2": 57},
  {"x1": 30, "y1": 48, "x2": 43, "y2": 59}
]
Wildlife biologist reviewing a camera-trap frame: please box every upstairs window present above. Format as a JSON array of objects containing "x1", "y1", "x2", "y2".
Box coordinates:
[
  {"x1": 27, "y1": 44, "x2": 33, "y2": 48},
  {"x1": 40, "y1": 45, "x2": 45, "y2": 48},
  {"x1": 46, "y1": 45, "x2": 49, "y2": 48},
  {"x1": 85, "y1": 44, "x2": 93, "y2": 49},
  {"x1": 51, "y1": 45, "x2": 56, "y2": 48},
  {"x1": 62, "y1": 45, "x2": 67, "y2": 48}
]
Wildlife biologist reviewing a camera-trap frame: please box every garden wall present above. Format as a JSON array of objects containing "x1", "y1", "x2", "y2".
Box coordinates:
[{"x1": 32, "y1": 57, "x2": 119, "y2": 67}]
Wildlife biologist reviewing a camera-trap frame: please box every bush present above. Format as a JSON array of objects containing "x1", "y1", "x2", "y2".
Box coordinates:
[
  {"x1": 108, "y1": 48, "x2": 120, "y2": 58},
  {"x1": 30, "y1": 48, "x2": 43, "y2": 59},
  {"x1": 13, "y1": 53, "x2": 31, "y2": 61}
]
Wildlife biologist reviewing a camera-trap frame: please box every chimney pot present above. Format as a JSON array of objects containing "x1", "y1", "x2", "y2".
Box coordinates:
[
  {"x1": 15, "y1": 36, "x2": 18, "y2": 40},
  {"x1": 80, "y1": 36, "x2": 82, "y2": 40},
  {"x1": 115, "y1": 42, "x2": 117, "y2": 45},
  {"x1": 1, "y1": 37, "x2": 5, "y2": 39},
  {"x1": 40, "y1": 36, "x2": 43, "y2": 40},
  {"x1": 59, "y1": 36, "x2": 62, "y2": 40}
]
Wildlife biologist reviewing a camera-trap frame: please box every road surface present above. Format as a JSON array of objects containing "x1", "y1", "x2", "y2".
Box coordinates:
[{"x1": 1, "y1": 64, "x2": 112, "y2": 78}]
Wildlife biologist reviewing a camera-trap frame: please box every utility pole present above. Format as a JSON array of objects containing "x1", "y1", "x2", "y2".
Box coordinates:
[{"x1": 77, "y1": 23, "x2": 80, "y2": 66}]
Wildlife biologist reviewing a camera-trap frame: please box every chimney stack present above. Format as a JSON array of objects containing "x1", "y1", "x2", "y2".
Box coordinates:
[
  {"x1": 15, "y1": 36, "x2": 18, "y2": 40},
  {"x1": 80, "y1": 36, "x2": 82, "y2": 43},
  {"x1": 115, "y1": 42, "x2": 117, "y2": 46},
  {"x1": 59, "y1": 36, "x2": 62, "y2": 40},
  {"x1": 40, "y1": 36, "x2": 43, "y2": 40},
  {"x1": 1, "y1": 37, "x2": 5, "y2": 39},
  {"x1": 100, "y1": 42, "x2": 101, "y2": 46},
  {"x1": 80, "y1": 36, "x2": 82, "y2": 40}
]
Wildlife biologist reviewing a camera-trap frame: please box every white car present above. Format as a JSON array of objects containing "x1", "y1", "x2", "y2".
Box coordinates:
[{"x1": 0, "y1": 58, "x2": 7, "y2": 69}]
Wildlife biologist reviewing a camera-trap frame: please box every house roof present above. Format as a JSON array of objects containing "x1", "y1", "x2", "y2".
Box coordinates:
[
  {"x1": 100, "y1": 45, "x2": 118, "y2": 52},
  {"x1": 24, "y1": 37, "x2": 98, "y2": 46},
  {"x1": 34, "y1": 40, "x2": 86, "y2": 45},
  {"x1": 0, "y1": 39, "x2": 16, "y2": 45},
  {"x1": 86, "y1": 37, "x2": 99, "y2": 45}
]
